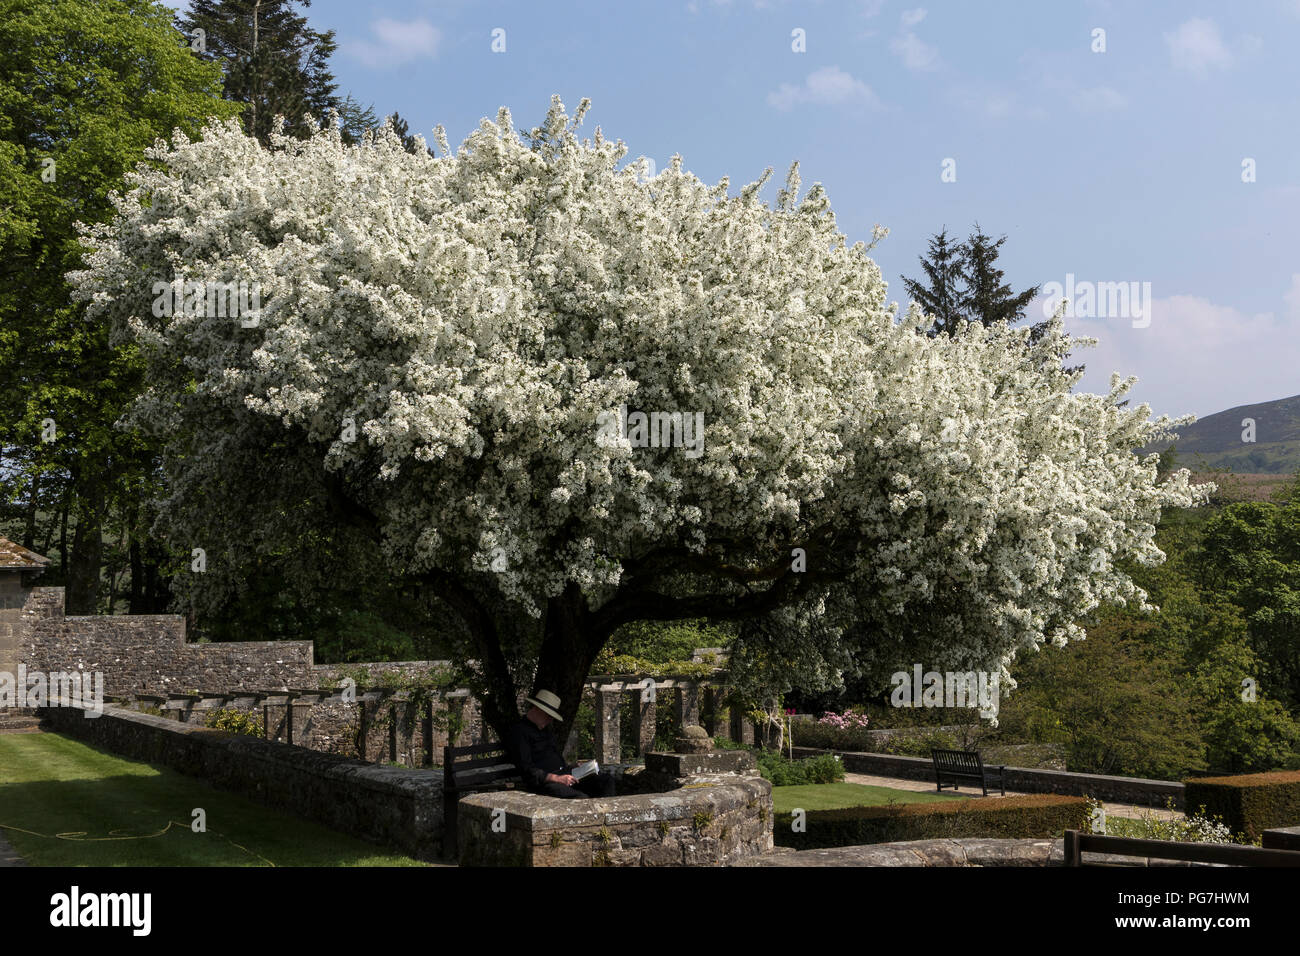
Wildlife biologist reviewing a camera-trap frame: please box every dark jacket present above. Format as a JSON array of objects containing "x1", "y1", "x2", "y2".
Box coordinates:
[{"x1": 505, "y1": 716, "x2": 567, "y2": 790}]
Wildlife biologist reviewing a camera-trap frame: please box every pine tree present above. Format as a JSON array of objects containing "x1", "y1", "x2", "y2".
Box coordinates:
[
  {"x1": 334, "y1": 94, "x2": 378, "y2": 145},
  {"x1": 960, "y1": 224, "x2": 1040, "y2": 333},
  {"x1": 383, "y1": 111, "x2": 437, "y2": 156},
  {"x1": 906, "y1": 225, "x2": 1082, "y2": 373},
  {"x1": 179, "y1": 0, "x2": 347, "y2": 144},
  {"x1": 902, "y1": 227, "x2": 965, "y2": 338}
]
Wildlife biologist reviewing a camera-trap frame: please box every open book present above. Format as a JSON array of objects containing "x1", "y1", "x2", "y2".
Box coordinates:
[{"x1": 570, "y1": 759, "x2": 599, "y2": 781}]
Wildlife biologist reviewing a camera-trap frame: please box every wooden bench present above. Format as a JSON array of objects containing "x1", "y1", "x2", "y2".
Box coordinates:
[
  {"x1": 442, "y1": 742, "x2": 522, "y2": 857},
  {"x1": 930, "y1": 748, "x2": 1005, "y2": 796},
  {"x1": 1063, "y1": 830, "x2": 1300, "y2": 867}
]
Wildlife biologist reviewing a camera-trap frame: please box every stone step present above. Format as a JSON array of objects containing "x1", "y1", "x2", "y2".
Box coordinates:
[{"x1": 0, "y1": 711, "x2": 43, "y2": 732}]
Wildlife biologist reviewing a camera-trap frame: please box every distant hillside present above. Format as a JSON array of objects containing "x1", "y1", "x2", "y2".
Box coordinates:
[{"x1": 1145, "y1": 394, "x2": 1300, "y2": 475}]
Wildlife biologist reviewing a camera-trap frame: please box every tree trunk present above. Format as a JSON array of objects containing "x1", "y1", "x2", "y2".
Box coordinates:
[
  {"x1": 22, "y1": 473, "x2": 39, "y2": 550},
  {"x1": 65, "y1": 487, "x2": 104, "y2": 614},
  {"x1": 58, "y1": 492, "x2": 69, "y2": 573},
  {"x1": 129, "y1": 529, "x2": 144, "y2": 613},
  {"x1": 470, "y1": 585, "x2": 608, "y2": 746},
  {"x1": 144, "y1": 556, "x2": 169, "y2": 612},
  {"x1": 529, "y1": 584, "x2": 606, "y2": 732}
]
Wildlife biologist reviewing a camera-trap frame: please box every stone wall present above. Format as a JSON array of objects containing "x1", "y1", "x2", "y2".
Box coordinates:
[
  {"x1": 457, "y1": 773, "x2": 773, "y2": 866},
  {"x1": 16, "y1": 583, "x2": 315, "y2": 696},
  {"x1": 742, "y1": 837, "x2": 1265, "y2": 867},
  {"x1": 0, "y1": 574, "x2": 32, "y2": 683},
  {"x1": 6, "y1": 571, "x2": 738, "y2": 771},
  {"x1": 314, "y1": 660, "x2": 454, "y2": 686},
  {"x1": 740, "y1": 838, "x2": 1062, "y2": 866},
  {"x1": 41, "y1": 701, "x2": 444, "y2": 860},
  {"x1": 123, "y1": 687, "x2": 491, "y2": 767}
]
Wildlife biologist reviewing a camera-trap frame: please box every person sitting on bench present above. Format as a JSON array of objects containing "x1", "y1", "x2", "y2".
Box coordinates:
[{"x1": 505, "y1": 690, "x2": 616, "y2": 799}]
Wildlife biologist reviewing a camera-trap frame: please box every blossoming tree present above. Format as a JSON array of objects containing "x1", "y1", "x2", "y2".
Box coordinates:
[{"x1": 71, "y1": 97, "x2": 1205, "y2": 740}]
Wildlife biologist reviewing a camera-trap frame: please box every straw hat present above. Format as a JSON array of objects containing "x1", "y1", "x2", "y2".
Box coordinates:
[{"x1": 525, "y1": 689, "x2": 563, "y2": 721}]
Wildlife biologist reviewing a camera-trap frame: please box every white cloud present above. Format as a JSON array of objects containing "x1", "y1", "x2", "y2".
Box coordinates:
[
  {"x1": 1282, "y1": 273, "x2": 1300, "y2": 317},
  {"x1": 1044, "y1": 289, "x2": 1300, "y2": 419},
  {"x1": 1164, "y1": 18, "x2": 1233, "y2": 74},
  {"x1": 891, "y1": 31, "x2": 940, "y2": 71},
  {"x1": 1072, "y1": 86, "x2": 1128, "y2": 112},
  {"x1": 767, "y1": 66, "x2": 883, "y2": 110},
  {"x1": 900, "y1": 7, "x2": 928, "y2": 27},
  {"x1": 348, "y1": 18, "x2": 440, "y2": 69}
]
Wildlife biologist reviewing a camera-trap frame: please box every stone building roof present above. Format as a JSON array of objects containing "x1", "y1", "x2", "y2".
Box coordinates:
[{"x1": 0, "y1": 537, "x2": 51, "y2": 570}]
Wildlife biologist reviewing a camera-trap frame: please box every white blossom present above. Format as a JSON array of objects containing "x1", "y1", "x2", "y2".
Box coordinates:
[{"x1": 69, "y1": 98, "x2": 1210, "y2": 701}]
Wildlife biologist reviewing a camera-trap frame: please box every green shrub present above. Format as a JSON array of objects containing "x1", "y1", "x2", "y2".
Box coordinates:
[
  {"x1": 774, "y1": 794, "x2": 1089, "y2": 849},
  {"x1": 203, "y1": 708, "x2": 265, "y2": 737},
  {"x1": 1184, "y1": 770, "x2": 1300, "y2": 842},
  {"x1": 756, "y1": 750, "x2": 845, "y2": 786}
]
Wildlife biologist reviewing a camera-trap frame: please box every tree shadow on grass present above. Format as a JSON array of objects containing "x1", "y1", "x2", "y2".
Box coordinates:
[{"x1": 0, "y1": 735, "x2": 426, "y2": 867}]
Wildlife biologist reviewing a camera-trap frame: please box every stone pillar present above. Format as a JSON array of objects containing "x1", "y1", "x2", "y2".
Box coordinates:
[
  {"x1": 290, "y1": 699, "x2": 314, "y2": 747},
  {"x1": 445, "y1": 692, "x2": 471, "y2": 747},
  {"x1": 705, "y1": 685, "x2": 730, "y2": 741},
  {"x1": 360, "y1": 693, "x2": 389, "y2": 762},
  {"x1": 264, "y1": 695, "x2": 290, "y2": 744},
  {"x1": 468, "y1": 696, "x2": 490, "y2": 745},
  {"x1": 730, "y1": 706, "x2": 754, "y2": 746},
  {"x1": 188, "y1": 700, "x2": 218, "y2": 727},
  {"x1": 420, "y1": 697, "x2": 434, "y2": 766},
  {"x1": 632, "y1": 681, "x2": 657, "y2": 756},
  {"x1": 392, "y1": 696, "x2": 417, "y2": 766},
  {"x1": 596, "y1": 687, "x2": 622, "y2": 766},
  {"x1": 674, "y1": 682, "x2": 700, "y2": 730},
  {"x1": 563, "y1": 688, "x2": 593, "y2": 762},
  {"x1": 431, "y1": 697, "x2": 450, "y2": 752}
]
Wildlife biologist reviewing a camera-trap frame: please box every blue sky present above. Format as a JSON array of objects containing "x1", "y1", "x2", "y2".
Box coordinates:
[{"x1": 173, "y1": 0, "x2": 1300, "y2": 421}]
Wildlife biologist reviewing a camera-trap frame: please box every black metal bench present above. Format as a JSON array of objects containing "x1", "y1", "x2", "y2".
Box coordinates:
[
  {"x1": 442, "y1": 741, "x2": 522, "y2": 858},
  {"x1": 931, "y1": 748, "x2": 1005, "y2": 796}
]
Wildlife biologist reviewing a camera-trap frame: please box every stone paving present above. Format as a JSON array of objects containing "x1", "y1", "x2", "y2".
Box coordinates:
[{"x1": 843, "y1": 771, "x2": 1183, "y2": 821}]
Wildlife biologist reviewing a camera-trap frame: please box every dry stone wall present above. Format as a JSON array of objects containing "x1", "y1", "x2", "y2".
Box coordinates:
[
  {"x1": 5, "y1": 572, "x2": 740, "y2": 771},
  {"x1": 457, "y1": 772, "x2": 773, "y2": 866},
  {"x1": 17, "y1": 584, "x2": 314, "y2": 696}
]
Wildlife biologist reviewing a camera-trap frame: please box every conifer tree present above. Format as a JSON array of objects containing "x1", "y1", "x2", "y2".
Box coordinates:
[
  {"x1": 179, "y1": 0, "x2": 355, "y2": 144},
  {"x1": 902, "y1": 227, "x2": 965, "y2": 338}
]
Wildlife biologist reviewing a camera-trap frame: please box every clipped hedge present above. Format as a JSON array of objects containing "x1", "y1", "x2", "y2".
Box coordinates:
[
  {"x1": 1184, "y1": 770, "x2": 1300, "y2": 842},
  {"x1": 793, "y1": 722, "x2": 960, "y2": 755},
  {"x1": 774, "y1": 794, "x2": 1090, "y2": 850}
]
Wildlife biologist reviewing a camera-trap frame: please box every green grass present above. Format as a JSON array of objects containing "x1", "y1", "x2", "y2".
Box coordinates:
[
  {"x1": 0, "y1": 733, "x2": 426, "y2": 866},
  {"x1": 772, "y1": 782, "x2": 970, "y2": 813}
]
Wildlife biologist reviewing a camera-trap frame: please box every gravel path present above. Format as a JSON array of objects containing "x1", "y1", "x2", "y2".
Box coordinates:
[{"x1": 842, "y1": 771, "x2": 1183, "y2": 821}]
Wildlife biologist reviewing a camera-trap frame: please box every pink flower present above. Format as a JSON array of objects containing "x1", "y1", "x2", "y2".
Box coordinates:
[{"x1": 817, "y1": 709, "x2": 870, "y2": 729}]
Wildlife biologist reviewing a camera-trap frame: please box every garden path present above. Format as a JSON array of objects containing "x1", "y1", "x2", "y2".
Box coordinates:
[{"x1": 841, "y1": 771, "x2": 1183, "y2": 821}]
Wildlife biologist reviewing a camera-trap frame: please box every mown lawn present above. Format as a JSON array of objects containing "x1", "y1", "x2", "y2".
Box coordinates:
[
  {"x1": 772, "y1": 782, "x2": 970, "y2": 813},
  {"x1": 0, "y1": 733, "x2": 426, "y2": 866}
]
